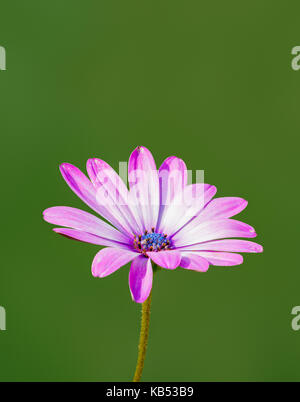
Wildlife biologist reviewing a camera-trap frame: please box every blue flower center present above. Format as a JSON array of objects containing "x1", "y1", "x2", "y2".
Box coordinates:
[{"x1": 133, "y1": 229, "x2": 171, "y2": 253}]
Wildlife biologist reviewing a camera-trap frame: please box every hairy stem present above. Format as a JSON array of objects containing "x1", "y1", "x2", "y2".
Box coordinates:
[{"x1": 132, "y1": 287, "x2": 153, "y2": 382}]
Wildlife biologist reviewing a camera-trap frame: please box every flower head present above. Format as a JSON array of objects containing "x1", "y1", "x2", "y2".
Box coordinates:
[{"x1": 43, "y1": 146, "x2": 263, "y2": 303}]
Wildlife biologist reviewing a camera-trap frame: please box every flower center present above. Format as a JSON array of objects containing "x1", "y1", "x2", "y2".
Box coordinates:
[{"x1": 133, "y1": 229, "x2": 171, "y2": 254}]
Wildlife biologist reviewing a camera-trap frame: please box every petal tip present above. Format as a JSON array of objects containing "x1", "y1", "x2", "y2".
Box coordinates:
[
  {"x1": 132, "y1": 145, "x2": 151, "y2": 156},
  {"x1": 130, "y1": 290, "x2": 150, "y2": 303},
  {"x1": 256, "y1": 244, "x2": 263, "y2": 253},
  {"x1": 86, "y1": 158, "x2": 93, "y2": 167},
  {"x1": 130, "y1": 293, "x2": 146, "y2": 303},
  {"x1": 241, "y1": 198, "x2": 248, "y2": 208},
  {"x1": 59, "y1": 162, "x2": 69, "y2": 171},
  {"x1": 59, "y1": 163, "x2": 71, "y2": 178},
  {"x1": 136, "y1": 145, "x2": 145, "y2": 151},
  {"x1": 91, "y1": 259, "x2": 100, "y2": 278},
  {"x1": 59, "y1": 162, "x2": 78, "y2": 176},
  {"x1": 42, "y1": 209, "x2": 51, "y2": 223}
]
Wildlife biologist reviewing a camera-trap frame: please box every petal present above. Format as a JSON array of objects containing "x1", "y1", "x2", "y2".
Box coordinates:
[
  {"x1": 92, "y1": 247, "x2": 137, "y2": 278},
  {"x1": 193, "y1": 251, "x2": 244, "y2": 266},
  {"x1": 53, "y1": 228, "x2": 131, "y2": 249},
  {"x1": 43, "y1": 206, "x2": 129, "y2": 244},
  {"x1": 177, "y1": 239, "x2": 263, "y2": 253},
  {"x1": 180, "y1": 253, "x2": 209, "y2": 272},
  {"x1": 60, "y1": 163, "x2": 99, "y2": 211},
  {"x1": 60, "y1": 163, "x2": 132, "y2": 236},
  {"x1": 176, "y1": 197, "x2": 248, "y2": 235},
  {"x1": 128, "y1": 146, "x2": 159, "y2": 231},
  {"x1": 147, "y1": 250, "x2": 181, "y2": 269},
  {"x1": 86, "y1": 159, "x2": 141, "y2": 234},
  {"x1": 159, "y1": 183, "x2": 217, "y2": 235},
  {"x1": 173, "y1": 219, "x2": 257, "y2": 247},
  {"x1": 197, "y1": 197, "x2": 248, "y2": 221},
  {"x1": 157, "y1": 156, "x2": 187, "y2": 229},
  {"x1": 129, "y1": 256, "x2": 153, "y2": 303}
]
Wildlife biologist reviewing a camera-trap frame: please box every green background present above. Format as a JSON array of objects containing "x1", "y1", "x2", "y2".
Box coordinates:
[{"x1": 0, "y1": 0, "x2": 298, "y2": 381}]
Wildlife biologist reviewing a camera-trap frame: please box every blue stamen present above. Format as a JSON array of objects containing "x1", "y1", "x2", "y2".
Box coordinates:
[{"x1": 133, "y1": 230, "x2": 171, "y2": 253}]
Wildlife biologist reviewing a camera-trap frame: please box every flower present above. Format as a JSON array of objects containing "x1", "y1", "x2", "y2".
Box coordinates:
[{"x1": 43, "y1": 146, "x2": 263, "y2": 303}]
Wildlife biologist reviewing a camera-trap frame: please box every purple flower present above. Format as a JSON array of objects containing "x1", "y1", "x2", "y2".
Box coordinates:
[{"x1": 43, "y1": 146, "x2": 263, "y2": 303}]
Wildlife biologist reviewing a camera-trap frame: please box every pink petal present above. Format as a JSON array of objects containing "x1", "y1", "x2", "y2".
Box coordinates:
[
  {"x1": 53, "y1": 228, "x2": 131, "y2": 249},
  {"x1": 157, "y1": 156, "x2": 187, "y2": 229},
  {"x1": 159, "y1": 183, "x2": 217, "y2": 235},
  {"x1": 60, "y1": 163, "x2": 132, "y2": 236},
  {"x1": 128, "y1": 146, "x2": 159, "y2": 232},
  {"x1": 178, "y1": 239, "x2": 263, "y2": 253},
  {"x1": 173, "y1": 219, "x2": 257, "y2": 247},
  {"x1": 60, "y1": 163, "x2": 99, "y2": 210},
  {"x1": 147, "y1": 250, "x2": 181, "y2": 269},
  {"x1": 86, "y1": 159, "x2": 141, "y2": 234},
  {"x1": 176, "y1": 197, "x2": 248, "y2": 236},
  {"x1": 92, "y1": 247, "x2": 137, "y2": 278},
  {"x1": 193, "y1": 251, "x2": 244, "y2": 266},
  {"x1": 129, "y1": 256, "x2": 153, "y2": 303},
  {"x1": 43, "y1": 206, "x2": 129, "y2": 244},
  {"x1": 197, "y1": 197, "x2": 248, "y2": 221},
  {"x1": 180, "y1": 253, "x2": 209, "y2": 272}
]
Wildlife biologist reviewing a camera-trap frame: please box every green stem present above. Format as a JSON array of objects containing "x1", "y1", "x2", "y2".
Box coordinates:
[
  {"x1": 133, "y1": 291, "x2": 152, "y2": 382},
  {"x1": 133, "y1": 265, "x2": 159, "y2": 382}
]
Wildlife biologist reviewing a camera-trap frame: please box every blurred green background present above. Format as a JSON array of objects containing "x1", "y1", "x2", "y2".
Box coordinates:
[{"x1": 0, "y1": 0, "x2": 299, "y2": 381}]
